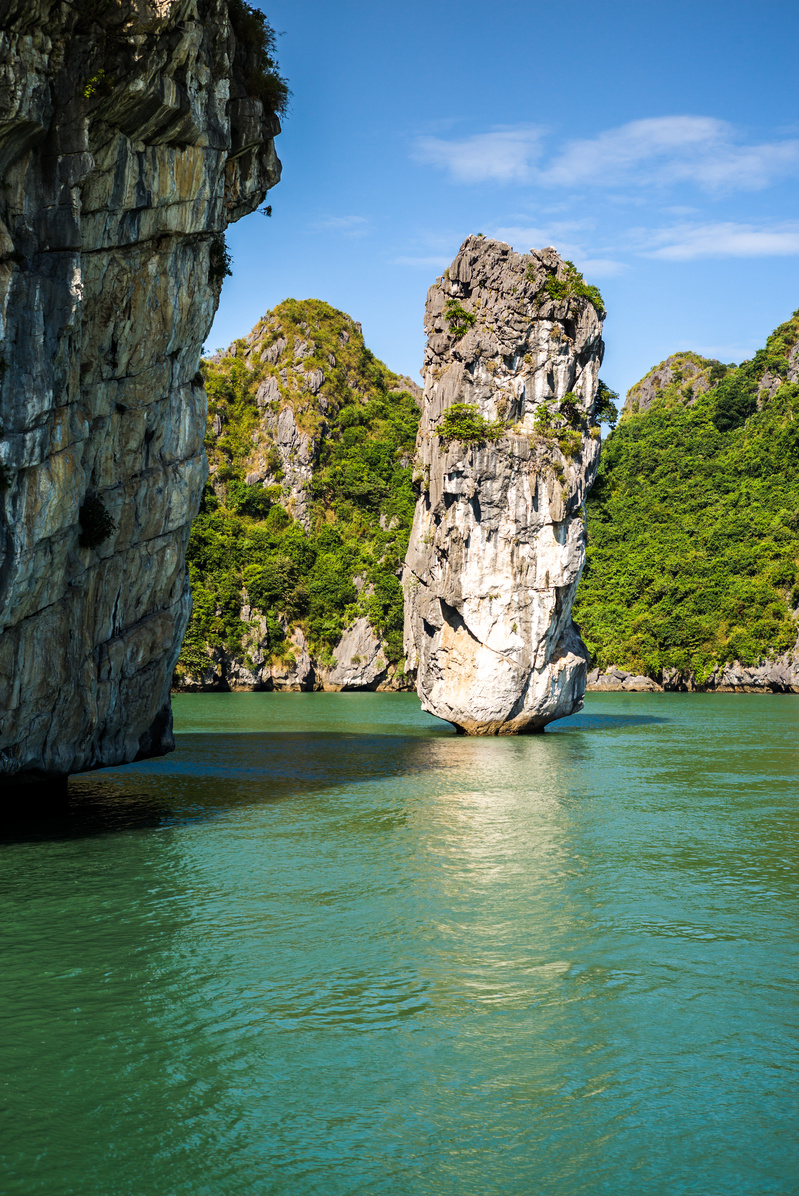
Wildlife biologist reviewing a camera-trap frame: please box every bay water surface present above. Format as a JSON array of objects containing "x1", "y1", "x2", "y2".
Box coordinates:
[{"x1": 1, "y1": 692, "x2": 797, "y2": 1195}]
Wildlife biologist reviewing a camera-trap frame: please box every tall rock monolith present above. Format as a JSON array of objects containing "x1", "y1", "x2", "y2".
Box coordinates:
[{"x1": 403, "y1": 236, "x2": 605, "y2": 733}]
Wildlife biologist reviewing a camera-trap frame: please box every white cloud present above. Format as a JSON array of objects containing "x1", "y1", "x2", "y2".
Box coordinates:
[
  {"x1": 391, "y1": 255, "x2": 452, "y2": 269},
  {"x1": 412, "y1": 126, "x2": 543, "y2": 183},
  {"x1": 642, "y1": 221, "x2": 799, "y2": 259},
  {"x1": 487, "y1": 223, "x2": 624, "y2": 277},
  {"x1": 312, "y1": 215, "x2": 369, "y2": 237},
  {"x1": 415, "y1": 116, "x2": 799, "y2": 194},
  {"x1": 574, "y1": 258, "x2": 628, "y2": 278}
]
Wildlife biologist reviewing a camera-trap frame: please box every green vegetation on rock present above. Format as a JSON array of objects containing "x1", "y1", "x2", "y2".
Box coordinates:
[
  {"x1": 575, "y1": 310, "x2": 799, "y2": 679},
  {"x1": 228, "y1": 0, "x2": 290, "y2": 117},
  {"x1": 438, "y1": 403, "x2": 503, "y2": 445},
  {"x1": 444, "y1": 299, "x2": 476, "y2": 339},
  {"x1": 531, "y1": 259, "x2": 606, "y2": 319},
  {"x1": 177, "y1": 300, "x2": 420, "y2": 681}
]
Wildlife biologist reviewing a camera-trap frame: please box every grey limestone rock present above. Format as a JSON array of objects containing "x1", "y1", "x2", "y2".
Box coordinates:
[
  {"x1": 403, "y1": 236, "x2": 605, "y2": 734},
  {"x1": 0, "y1": 0, "x2": 281, "y2": 784},
  {"x1": 586, "y1": 635, "x2": 799, "y2": 694},
  {"x1": 316, "y1": 617, "x2": 388, "y2": 691},
  {"x1": 624, "y1": 352, "x2": 727, "y2": 415}
]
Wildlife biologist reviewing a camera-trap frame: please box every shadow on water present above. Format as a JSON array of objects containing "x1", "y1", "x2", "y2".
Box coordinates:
[
  {"x1": 0, "y1": 731, "x2": 440, "y2": 846},
  {"x1": 0, "y1": 705, "x2": 672, "y2": 846},
  {"x1": 552, "y1": 712, "x2": 670, "y2": 732}
]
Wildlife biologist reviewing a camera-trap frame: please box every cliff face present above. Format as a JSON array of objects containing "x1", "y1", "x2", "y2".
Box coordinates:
[
  {"x1": 403, "y1": 236, "x2": 605, "y2": 734},
  {"x1": 172, "y1": 299, "x2": 421, "y2": 694},
  {"x1": 0, "y1": 0, "x2": 281, "y2": 783}
]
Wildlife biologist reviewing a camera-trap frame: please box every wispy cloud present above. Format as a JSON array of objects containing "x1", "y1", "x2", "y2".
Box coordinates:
[
  {"x1": 575, "y1": 258, "x2": 628, "y2": 277},
  {"x1": 490, "y1": 220, "x2": 594, "y2": 251},
  {"x1": 311, "y1": 215, "x2": 370, "y2": 237},
  {"x1": 391, "y1": 255, "x2": 452, "y2": 269},
  {"x1": 641, "y1": 221, "x2": 799, "y2": 259},
  {"x1": 487, "y1": 217, "x2": 799, "y2": 267},
  {"x1": 415, "y1": 116, "x2": 799, "y2": 194},
  {"x1": 489, "y1": 223, "x2": 625, "y2": 277},
  {"x1": 413, "y1": 126, "x2": 543, "y2": 183}
]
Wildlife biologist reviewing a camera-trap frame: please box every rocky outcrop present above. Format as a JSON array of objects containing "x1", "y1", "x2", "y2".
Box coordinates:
[
  {"x1": 206, "y1": 305, "x2": 421, "y2": 529},
  {"x1": 0, "y1": 0, "x2": 281, "y2": 783},
  {"x1": 587, "y1": 639, "x2": 799, "y2": 694},
  {"x1": 586, "y1": 668, "x2": 663, "y2": 693},
  {"x1": 624, "y1": 351, "x2": 729, "y2": 415},
  {"x1": 175, "y1": 608, "x2": 405, "y2": 692},
  {"x1": 403, "y1": 236, "x2": 605, "y2": 734}
]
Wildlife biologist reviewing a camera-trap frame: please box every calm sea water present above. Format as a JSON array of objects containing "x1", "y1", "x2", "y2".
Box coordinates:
[{"x1": 1, "y1": 693, "x2": 797, "y2": 1196}]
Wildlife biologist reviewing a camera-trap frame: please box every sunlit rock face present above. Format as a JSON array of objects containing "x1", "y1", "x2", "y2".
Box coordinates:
[
  {"x1": 0, "y1": 0, "x2": 280, "y2": 782},
  {"x1": 403, "y1": 236, "x2": 605, "y2": 734}
]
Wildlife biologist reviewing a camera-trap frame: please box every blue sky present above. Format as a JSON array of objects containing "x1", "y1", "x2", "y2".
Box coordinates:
[{"x1": 210, "y1": 0, "x2": 799, "y2": 398}]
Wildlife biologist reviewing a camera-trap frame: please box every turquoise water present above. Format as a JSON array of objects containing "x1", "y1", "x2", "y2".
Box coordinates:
[{"x1": 1, "y1": 692, "x2": 797, "y2": 1195}]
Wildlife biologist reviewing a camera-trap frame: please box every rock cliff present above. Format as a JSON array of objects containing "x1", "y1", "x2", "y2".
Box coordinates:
[
  {"x1": 403, "y1": 236, "x2": 605, "y2": 734},
  {"x1": 172, "y1": 299, "x2": 421, "y2": 693},
  {"x1": 0, "y1": 0, "x2": 282, "y2": 784}
]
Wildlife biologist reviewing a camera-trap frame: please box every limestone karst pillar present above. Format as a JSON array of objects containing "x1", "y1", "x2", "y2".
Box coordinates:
[{"x1": 403, "y1": 236, "x2": 605, "y2": 734}]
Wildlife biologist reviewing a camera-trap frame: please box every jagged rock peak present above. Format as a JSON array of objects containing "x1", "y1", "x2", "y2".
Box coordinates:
[
  {"x1": 202, "y1": 298, "x2": 422, "y2": 530},
  {"x1": 0, "y1": 0, "x2": 282, "y2": 785},
  {"x1": 403, "y1": 235, "x2": 606, "y2": 734},
  {"x1": 624, "y1": 352, "x2": 733, "y2": 416}
]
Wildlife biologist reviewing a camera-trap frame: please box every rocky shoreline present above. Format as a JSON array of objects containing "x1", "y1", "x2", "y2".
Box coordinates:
[
  {"x1": 173, "y1": 614, "x2": 412, "y2": 693},
  {"x1": 586, "y1": 641, "x2": 799, "y2": 694}
]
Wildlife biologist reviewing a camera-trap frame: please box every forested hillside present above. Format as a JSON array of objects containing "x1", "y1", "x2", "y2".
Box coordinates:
[
  {"x1": 574, "y1": 310, "x2": 799, "y2": 684},
  {"x1": 175, "y1": 300, "x2": 421, "y2": 690}
]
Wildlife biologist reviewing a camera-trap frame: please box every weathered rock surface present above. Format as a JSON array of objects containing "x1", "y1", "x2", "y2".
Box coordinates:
[
  {"x1": 403, "y1": 236, "x2": 605, "y2": 734},
  {"x1": 624, "y1": 351, "x2": 728, "y2": 415},
  {"x1": 175, "y1": 607, "x2": 404, "y2": 692},
  {"x1": 0, "y1": 0, "x2": 281, "y2": 783}
]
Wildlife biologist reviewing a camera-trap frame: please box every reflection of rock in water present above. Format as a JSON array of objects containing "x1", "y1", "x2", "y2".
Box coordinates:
[{"x1": 404, "y1": 237, "x2": 605, "y2": 735}]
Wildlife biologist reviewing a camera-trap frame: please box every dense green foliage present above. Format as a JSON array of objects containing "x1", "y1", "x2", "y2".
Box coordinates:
[
  {"x1": 178, "y1": 300, "x2": 420, "y2": 677},
  {"x1": 710, "y1": 319, "x2": 799, "y2": 432},
  {"x1": 575, "y1": 311, "x2": 799, "y2": 678},
  {"x1": 531, "y1": 259, "x2": 606, "y2": 319},
  {"x1": 438, "y1": 403, "x2": 503, "y2": 445}
]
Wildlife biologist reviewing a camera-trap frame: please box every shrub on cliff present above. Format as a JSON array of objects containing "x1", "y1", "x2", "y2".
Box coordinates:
[
  {"x1": 438, "y1": 403, "x2": 503, "y2": 445},
  {"x1": 78, "y1": 493, "x2": 115, "y2": 548},
  {"x1": 444, "y1": 300, "x2": 476, "y2": 339},
  {"x1": 228, "y1": 0, "x2": 290, "y2": 117},
  {"x1": 530, "y1": 260, "x2": 606, "y2": 319}
]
